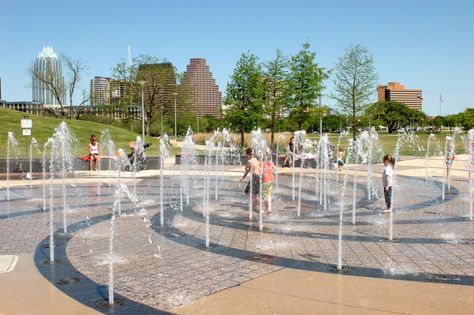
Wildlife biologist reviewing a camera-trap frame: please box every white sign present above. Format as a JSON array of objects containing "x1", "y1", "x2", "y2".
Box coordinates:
[
  {"x1": 21, "y1": 119, "x2": 32, "y2": 129},
  {"x1": 22, "y1": 129, "x2": 31, "y2": 136}
]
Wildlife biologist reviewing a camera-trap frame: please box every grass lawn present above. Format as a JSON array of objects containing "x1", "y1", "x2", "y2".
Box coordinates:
[
  {"x1": 1, "y1": 108, "x2": 468, "y2": 159},
  {"x1": 0, "y1": 108, "x2": 163, "y2": 158}
]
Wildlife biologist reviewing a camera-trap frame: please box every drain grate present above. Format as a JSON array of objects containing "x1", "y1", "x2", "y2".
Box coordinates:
[
  {"x1": 96, "y1": 298, "x2": 126, "y2": 308},
  {"x1": 42, "y1": 258, "x2": 62, "y2": 265},
  {"x1": 197, "y1": 243, "x2": 218, "y2": 249},
  {"x1": 57, "y1": 276, "x2": 81, "y2": 285},
  {"x1": 327, "y1": 265, "x2": 352, "y2": 273},
  {"x1": 249, "y1": 254, "x2": 274, "y2": 263}
]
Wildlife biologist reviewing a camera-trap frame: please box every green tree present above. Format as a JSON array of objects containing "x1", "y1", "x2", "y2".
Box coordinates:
[
  {"x1": 287, "y1": 42, "x2": 328, "y2": 129},
  {"x1": 262, "y1": 49, "x2": 289, "y2": 146},
  {"x1": 224, "y1": 52, "x2": 264, "y2": 147},
  {"x1": 367, "y1": 101, "x2": 426, "y2": 133},
  {"x1": 332, "y1": 44, "x2": 378, "y2": 139},
  {"x1": 456, "y1": 108, "x2": 474, "y2": 130}
]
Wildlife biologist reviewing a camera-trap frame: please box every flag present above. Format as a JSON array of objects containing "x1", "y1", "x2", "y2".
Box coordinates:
[{"x1": 440, "y1": 94, "x2": 443, "y2": 103}]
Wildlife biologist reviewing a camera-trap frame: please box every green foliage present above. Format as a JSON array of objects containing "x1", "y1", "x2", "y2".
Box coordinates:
[
  {"x1": 224, "y1": 52, "x2": 265, "y2": 146},
  {"x1": 262, "y1": 49, "x2": 289, "y2": 145},
  {"x1": 367, "y1": 101, "x2": 426, "y2": 133},
  {"x1": 331, "y1": 44, "x2": 378, "y2": 139},
  {"x1": 287, "y1": 43, "x2": 328, "y2": 129}
]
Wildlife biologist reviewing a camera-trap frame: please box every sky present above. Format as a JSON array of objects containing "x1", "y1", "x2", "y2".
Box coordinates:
[{"x1": 0, "y1": 0, "x2": 473, "y2": 115}]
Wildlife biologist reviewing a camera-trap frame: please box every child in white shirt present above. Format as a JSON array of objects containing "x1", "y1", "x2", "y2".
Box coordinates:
[{"x1": 382, "y1": 154, "x2": 395, "y2": 212}]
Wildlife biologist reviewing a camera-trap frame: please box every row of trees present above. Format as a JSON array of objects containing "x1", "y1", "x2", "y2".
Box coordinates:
[{"x1": 224, "y1": 43, "x2": 379, "y2": 144}]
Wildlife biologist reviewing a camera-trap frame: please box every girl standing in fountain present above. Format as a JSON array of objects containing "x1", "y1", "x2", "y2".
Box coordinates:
[
  {"x1": 382, "y1": 155, "x2": 395, "y2": 212},
  {"x1": 240, "y1": 148, "x2": 261, "y2": 210},
  {"x1": 88, "y1": 134, "x2": 101, "y2": 172},
  {"x1": 262, "y1": 149, "x2": 276, "y2": 215},
  {"x1": 445, "y1": 142, "x2": 455, "y2": 177},
  {"x1": 336, "y1": 147, "x2": 345, "y2": 171}
]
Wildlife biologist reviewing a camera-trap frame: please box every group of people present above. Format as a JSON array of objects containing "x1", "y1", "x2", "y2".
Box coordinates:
[
  {"x1": 88, "y1": 132, "x2": 461, "y2": 214},
  {"x1": 240, "y1": 148, "x2": 276, "y2": 215},
  {"x1": 87, "y1": 134, "x2": 150, "y2": 172},
  {"x1": 282, "y1": 137, "x2": 346, "y2": 171}
]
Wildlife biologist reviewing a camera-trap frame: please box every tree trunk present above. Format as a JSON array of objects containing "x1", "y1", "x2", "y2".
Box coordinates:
[
  {"x1": 240, "y1": 123, "x2": 245, "y2": 148},
  {"x1": 270, "y1": 115, "x2": 275, "y2": 147},
  {"x1": 352, "y1": 103, "x2": 356, "y2": 141}
]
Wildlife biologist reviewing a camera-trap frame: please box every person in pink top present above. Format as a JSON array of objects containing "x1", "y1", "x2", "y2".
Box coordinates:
[{"x1": 262, "y1": 149, "x2": 276, "y2": 215}]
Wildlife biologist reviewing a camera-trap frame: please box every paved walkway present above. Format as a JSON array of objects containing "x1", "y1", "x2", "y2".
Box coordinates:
[{"x1": 0, "y1": 157, "x2": 473, "y2": 314}]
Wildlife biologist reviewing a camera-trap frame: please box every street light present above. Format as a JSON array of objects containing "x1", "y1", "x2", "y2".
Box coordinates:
[
  {"x1": 318, "y1": 68, "x2": 326, "y2": 137},
  {"x1": 173, "y1": 92, "x2": 178, "y2": 138},
  {"x1": 138, "y1": 80, "x2": 146, "y2": 142}
]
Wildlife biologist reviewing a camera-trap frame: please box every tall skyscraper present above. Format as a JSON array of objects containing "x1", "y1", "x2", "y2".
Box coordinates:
[
  {"x1": 90, "y1": 76, "x2": 112, "y2": 105},
  {"x1": 377, "y1": 82, "x2": 423, "y2": 111},
  {"x1": 32, "y1": 46, "x2": 65, "y2": 107},
  {"x1": 181, "y1": 58, "x2": 222, "y2": 118},
  {"x1": 137, "y1": 62, "x2": 176, "y2": 114}
]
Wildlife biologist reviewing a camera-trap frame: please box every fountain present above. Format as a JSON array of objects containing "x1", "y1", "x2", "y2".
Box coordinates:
[
  {"x1": 336, "y1": 138, "x2": 355, "y2": 270},
  {"x1": 131, "y1": 136, "x2": 145, "y2": 201},
  {"x1": 251, "y1": 129, "x2": 267, "y2": 231},
  {"x1": 115, "y1": 149, "x2": 131, "y2": 214},
  {"x1": 316, "y1": 134, "x2": 330, "y2": 212},
  {"x1": 468, "y1": 129, "x2": 474, "y2": 220},
  {"x1": 28, "y1": 137, "x2": 40, "y2": 187},
  {"x1": 424, "y1": 134, "x2": 442, "y2": 181},
  {"x1": 107, "y1": 178, "x2": 134, "y2": 306},
  {"x1": 275, "y1": 133, "x2": 286, "y2": 187},
  {"x1": 203, "y1": 137, "x2": 213, "y2": 247},
  {"x1": 100, "y1": 129, "x2": 115, "y2": 190},
  {"x1": 6, "y1": 132, "x2": 18, "y2": 201},
  {"x1": 180, "y1": 127, "x2": 196, "y2": 210},
  {"x1": 294, "y1": 131, "x2": 307, "y2": 217},
  {"x1": 389, "y1": 129, "x2": 423, "y2": 240},
  {"x1": 47, "y1": 140, "x2": 55, "y2": 263},
  {"x1": 159, "y1": 134, "x2": 170, "y2": 226},
  {"x1": 48, "y1": 122, "x2": 76, "y2": 235}
]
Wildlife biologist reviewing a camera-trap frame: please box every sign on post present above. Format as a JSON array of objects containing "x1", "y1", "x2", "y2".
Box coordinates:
[
  {"x1": 21, "y1": 119, "x2": 33, "y2": 129},
  {"x1": 22, "y1": 129, "x2": 31, "y2": 136}
]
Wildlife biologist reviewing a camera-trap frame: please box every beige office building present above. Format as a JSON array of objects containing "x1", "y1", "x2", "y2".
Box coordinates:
[{"x1": 377, "y1": 82, "x2": 423, "y2": 111}]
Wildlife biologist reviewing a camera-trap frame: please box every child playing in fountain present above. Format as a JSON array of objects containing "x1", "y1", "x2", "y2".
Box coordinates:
[
  {"x1": 382, "y1": 155, "x2": 395, "y2": 213},
  {"x1": 262, "y1": 149, "x2": 276, "y2": 215},
  {"x1": 240, "y1": 148, "x2": 261, "y2": 210},
  {"x1": 336, "y1": 147, "x2": 345, "y2": 171},
  {"x1": 445, "y1": 142, "x2": 455, "y2": 177},
  {"x1": 88, "y1": 134, "x2": 101, "y2": 172}
]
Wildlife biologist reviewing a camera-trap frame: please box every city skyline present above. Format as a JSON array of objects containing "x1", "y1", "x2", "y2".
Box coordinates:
[
  {"x1": 31, "y1": 46, "x2": 65, "y2": 107},
  {"x1": 1, "y1": 0, "x2": 473, "y2": 115}
]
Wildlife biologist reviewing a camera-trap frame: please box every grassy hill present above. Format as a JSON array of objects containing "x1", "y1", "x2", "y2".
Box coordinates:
[{"x1": 0, "y1": 108, "x2": 161, "y2": 158}]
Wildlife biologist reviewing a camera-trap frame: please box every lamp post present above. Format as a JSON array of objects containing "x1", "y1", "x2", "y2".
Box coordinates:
[
  {"x1": 173, "y1": 92, "x2": 178, "y2": 138},
  {"x1": 138, "y1": 80, "x2": 146, "y2": 142},
  {"x1": 318, "y1": 68, "x2": 325, "y2": 137}
]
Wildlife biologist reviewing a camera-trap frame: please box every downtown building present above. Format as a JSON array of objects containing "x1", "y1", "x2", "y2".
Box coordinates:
[
  {"x1": 32, "y1": 46, "x2": 65, "y2": 107},
  {"x1": 377, "y1": 82, "x2": 423, "y2": 111},
  {"x1": 90, "y1": 76, "x2": 112, "y2": 105},
  {"x1": 137, "y1": 62, "x2": 176, "y2": 115},
  {"x1": 181, "y1": 58, "x2": 222, "y2": 118}
]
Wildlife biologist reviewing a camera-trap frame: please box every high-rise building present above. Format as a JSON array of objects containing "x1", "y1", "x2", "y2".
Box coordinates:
[
  {"x1": 32, "y1": 46, "x2": 65, "y2": 107},
  {"x1": 181, "y1": 58, "x2": 222, "y2": 118},
  {"x1": 137, "y1": 63, "x2": 176, "y2": 114},
  {"x1": 377, "y1": 82, "x2": 423, "y2": 111},
  {"x1": 90, "y1": 76, "x2": 112, "y2": 105}
]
